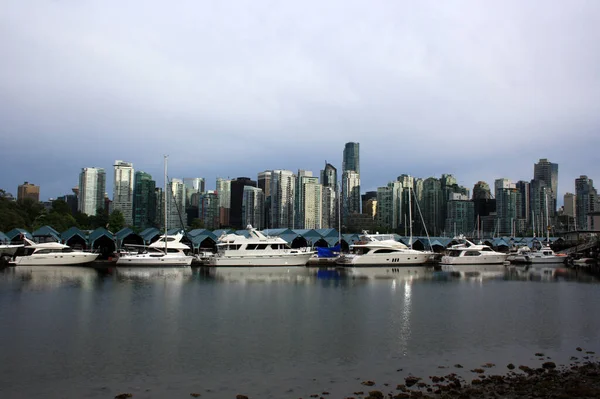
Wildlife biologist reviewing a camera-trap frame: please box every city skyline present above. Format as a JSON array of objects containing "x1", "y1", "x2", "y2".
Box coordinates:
[{"x1": 2, "y1": 1, "x2": 600, "y2": 202}]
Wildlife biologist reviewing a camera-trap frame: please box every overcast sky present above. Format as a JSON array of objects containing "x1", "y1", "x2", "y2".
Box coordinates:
[{"x1": 2, "y1": 0, "x2": 599, "y2": 203}]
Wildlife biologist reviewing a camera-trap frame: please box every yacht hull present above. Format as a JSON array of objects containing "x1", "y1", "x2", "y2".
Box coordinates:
[
  {"x1": 116, "y1": 254, "x2": 194, "y2": 266},
  {"x1": 209, "y1": 252, "x2": 313, "y2": 267},
  {"x1": 337, "y1": 252, "x2": 432, "y2": 266},
  {"x1": 11, "y1": 252, "x2": 99, "y2": 266},
  {"x1": 440, "y1": 254, "x2": 507, "y2": 265}
]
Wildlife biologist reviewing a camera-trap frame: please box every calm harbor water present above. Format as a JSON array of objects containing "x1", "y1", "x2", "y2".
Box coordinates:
[{"x1": 1, "y1": 265, "x2": 599, "y2": 399}]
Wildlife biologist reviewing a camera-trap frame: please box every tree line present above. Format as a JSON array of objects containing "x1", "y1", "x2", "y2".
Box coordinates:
[{"x1": 0, "y1": 190, "x2": 126, "y2": 234}]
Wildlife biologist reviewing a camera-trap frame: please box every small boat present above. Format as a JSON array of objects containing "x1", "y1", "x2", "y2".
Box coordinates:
[
  {"x1": 10, "y1": 238, "x2": 99, "y2": 266},
  {"x1": 440, "y1": 237, "x2": 508, "y2": 265},
  {"x1": 208, "y1": 225, "x2": 314, "y2": 267}
]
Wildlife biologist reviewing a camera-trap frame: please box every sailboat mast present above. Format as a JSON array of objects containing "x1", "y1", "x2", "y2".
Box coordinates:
[
  {"x1": 408, "y1": 184, "x2": 413, "y2": 248},
  {"x1": 545, "y1": 189, "x2": 550, "y2": 244},
  {"x1": 164, "y1": 155, "x2": 168, "y2": 252}
]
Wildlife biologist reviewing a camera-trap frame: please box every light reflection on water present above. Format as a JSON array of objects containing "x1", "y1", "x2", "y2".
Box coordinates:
[{"x1": 0, "y1": 264, "x2": 599, "y2": 399}]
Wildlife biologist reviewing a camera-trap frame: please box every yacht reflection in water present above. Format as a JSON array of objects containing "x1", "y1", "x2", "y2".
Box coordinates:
[
  {"x1": 115, "y1": 266, "x2": 193, "y2": 280},
  {"x1": 4, "y1": 266, "x2": 99, "y2": 290},
  {"x1": 196, "y1": 265, "x2": 312, "y2": 283}
]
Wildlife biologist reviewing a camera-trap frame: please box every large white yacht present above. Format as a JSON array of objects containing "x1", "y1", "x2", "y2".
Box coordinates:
[
  {"x1": 440, "y1": 237, "x2": 508, "y2": 265},
  {"x1": 0, "y1": 243, "x2": 22, "y2": 259},
  {"x1": 116, "y1": 232, "x2": 194, "y2": 266},
  {"x1": 10, "y1": 237, "x2": 99, "y2": 266},
  {"x1": 208, "y1": 226, "x2": 314, "y2": 267},
  {"x1": 336, "y1": 232, "x2": 433, "y2": 266},
  {"x1": 516, "y1": 244, "x2": 566, "y2": 266}
]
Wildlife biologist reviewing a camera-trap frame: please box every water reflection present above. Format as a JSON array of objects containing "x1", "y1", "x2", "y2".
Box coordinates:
[
  {"x1": 1, "y1": 266, "x2": 100, "y2": 291},
  {"x1": 196, "y1": 266, "x2": 312, "y2": 283},
  {"x1": 115, "y1": 266, "x2": 192, "y2": 280}
]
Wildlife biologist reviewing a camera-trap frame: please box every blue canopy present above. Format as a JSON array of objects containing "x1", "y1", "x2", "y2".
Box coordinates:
[{"x1": 316, "y1": 245, "x2": 341, "y2": 258}]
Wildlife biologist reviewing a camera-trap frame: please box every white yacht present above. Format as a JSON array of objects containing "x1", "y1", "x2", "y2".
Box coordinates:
[
  {"x1": 440, "y1": 237, "x2": 508, "y2": 265},
  {"x1": 208, "y1": 225, "x2": 314, "y2": 267},
  {"x1": 0, "y1": 243, "x2": 22, "y2": 259},
  {"x1": 336, "y1": 232, "x2": 434, "y2": 266},
  {"x1": 521, "y1": 245, "x2": 567, "y2": 266},
  {"x1": 10, "y1": 237, "x2": 99, "y2": 266},
  {"x1": 116, "y1": 232, "x2": 194, "y2": 266}
]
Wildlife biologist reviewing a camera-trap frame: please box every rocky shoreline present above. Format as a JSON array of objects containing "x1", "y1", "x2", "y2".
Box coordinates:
[{"x1": 342, "y1": 350, "x2": 599, "y2": 399}]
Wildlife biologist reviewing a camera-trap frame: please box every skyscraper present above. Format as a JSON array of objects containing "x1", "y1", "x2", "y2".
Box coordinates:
[
  {"x1": 167, "y1": 178, "x2": 186, "y2": 229},
  {"x1": 200, "y1": 191, "x2": 220, "y2": 230},
  {"x1": 78, "y1": 167, "x2": 106, "y2": 216},
  {"x1": 230, "y1": 177, "x2": 257, "y2": 229},
  {"x1": 17, "y1": 182, "x2": 40, "y2": 202},
  {"x1": 495, "y1": 178, "x2": 517, "y2": 236},
  {"x1": 133, "y1": 171, "x2": 156, "y2": 230},
  {"x1": 113, "y1": 160, "x2": 135, "y2": 226},
  {"x1": 216, "y1": 178, "x2": 231, "y2": 227},
  {"x1": 320, "y1": 162, "x2": 338, "y2": 229},
  {"x1": 296, "y1": 173, "x2": 322, "y2": 229},
  {"x1": 575, "y1": 175, "x2": 597, "y2": 230},
  {"x1": 533, "y1": 158, "x2": 558, "y2": 216},
  {"x1": 242, "y1": 186, "x2": 265, "y2": 230},
  {"x1": 270, "y1": 170, "x2": 296, "y2": 228},
  {"x1": 342, "y1": 142, "x2": 360, "y2": 174}
]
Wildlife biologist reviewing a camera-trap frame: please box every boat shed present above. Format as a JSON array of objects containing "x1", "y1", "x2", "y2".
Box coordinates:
[
  {"x1": 115, "y1": 228, "x2": 144, "y2": 248},
  {"x1": 32, "y1": 226, "x2": 61, "y2": 242},
  {"x1": 314, "y1": 228, "x2": 340, "y2": 239},
  {"x1": 0, "y1": 232, "x2": 10, "y2": 244},
  {"x1": 212, "y1": 229, "x2": 235, "y2": 239},
  {"x1": 291, "y1": 229, "x2": 323, "y2": 246},
  {"x1": 187, "y1": 229, "x2": 218, "y2": 252},
  {"x1": 61, "y1": 227, "x2": 89, "y2": 249},
  {"x1": 139, "y1": 227, "x2": 161, "y2": 245},
  {"x1": 89, "y1": 227, "x2": 116, "y2": 259},
  {"x1": 6, "y1": 228, "x2": 33, "y2": 243}
]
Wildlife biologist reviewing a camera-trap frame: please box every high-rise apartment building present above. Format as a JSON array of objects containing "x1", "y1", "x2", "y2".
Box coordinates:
[
  {"x1": 78, "y1": 167, "x2": 106, "y2": 216},
  {"x1": 216, "y1": 178, "x2": 231, "y2": 227},
  {"x1": 376, "y1": 181, "x2": 402, "y2": 232},
  {"x1": 257, "y1": 171, "x2": 272, "y2": 198},
  {"x1": 17, "y1": 182, "x2": 40, "y2": 202},
  {"x1": 167, "y1": 178, "x2": 186, "y2": 229},
  {"x1": 342, "y1": 142, "x2": 360, "y2": 174},
  {"x1": 575, "y1": 175, "x2": 597, "y2": 230},
  {"x1": 420, "y1": 177, "x2": 442, "y2": 236},
  {"x1": 320, "y1": 162, "x2": 338, "y2": 229},
  {"x1": 297, "y1": 174, "x2": 322, "y2": 229},
  {"x1": 563, "y1": 192, "x2": 576, "y2": 231},
  {"x1": 295, "y1": 170, "x2": 313, "y2": 229},
  {"x1": 113, "y1": 160, "x2": 135, "y2": 226},
  {"x1": 342, "y1": 170, "x2": 361, "y2": 219},
  {"x1": 445, "y1": 193, "x2": 474, "y2": 236},
  {"x1": 533, "y1": 158, "x2": 558, "y2": 217},
  {"x1": 133, "y1": 171, "x2": 156, "y2": 230},
  {"x1": 230, "y1": 177, "x2": 257, "y2": 229},
  {"x1": 495, "y1": 178, "x2": 517, "y2": 236},
  {"x1": 242, "y1": 186, "x2": 265, "y2": 230},
  {"x1": 199, "y1": 191, "x2": 220, "y2": 230},
  {"x1": 342, "y1": 143, "x2": 361, "y2": 222},
  {"x1": 270, "y1": 170, "x2": 296, "y2": 228}
]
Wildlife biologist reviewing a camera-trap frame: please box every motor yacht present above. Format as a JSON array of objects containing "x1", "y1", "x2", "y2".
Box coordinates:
[
  {"x1": 336, "y1": 232, "x2": 433, "y2": 266},
  {"x1": 10, "y1": 237, "x2": 99, "y2": 266},
  {"x1": 208, "y1": 225, "x2": 313, "y2": 267},
  {"x1": 440, "y1": 237, "x2": 508, "y2": 265},
  {"x1": 116, "y1": 231, "x2": 194, "y2": 266}
]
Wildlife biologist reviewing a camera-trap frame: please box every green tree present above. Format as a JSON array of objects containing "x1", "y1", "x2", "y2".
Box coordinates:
[
  {"x1": 108, "y1": 210, "x2": 125, "y2": 233},
  {"x1": 74, "y1": 212, "x2": 91, "y2": 230},
  {"x1": 51, "y1": 199, "x2": 71, "y2": 215},
  {"x1": 189, "y1": 218, "x2": 205, "y2": 229}
]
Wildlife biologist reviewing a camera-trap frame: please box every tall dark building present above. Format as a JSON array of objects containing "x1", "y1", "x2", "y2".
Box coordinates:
[
  {"x1": 472, "y1": 181, "x2": 495, "y2": 232},
  {"x1": 575, "y1": 175, "x2": 597, "y2": 230},
  {"x1": 342, "y1": 142, "x2": 360, "y2": 174},
  {"x1": 133, "y1": 171, "x2": 156, "y2": 230},
  {"x1": 320, "y1": 162, "x2": 337, "y2": 191},
  {"x1": 230, "y1": 177, "x2": 257, "y2": 229},
  {"x1": 533, "y1": 158, "x2": 558, "y2": 217}
]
